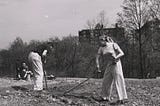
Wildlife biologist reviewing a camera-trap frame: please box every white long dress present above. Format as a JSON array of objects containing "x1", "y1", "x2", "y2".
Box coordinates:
[{"x1": 98, "y1": 42, "x2": 128, "y2": 100}]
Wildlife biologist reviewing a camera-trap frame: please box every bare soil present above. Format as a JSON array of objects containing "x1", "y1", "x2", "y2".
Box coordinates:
[{"x1": 0, "y1": 78, "x2": 160, "y2": 106}]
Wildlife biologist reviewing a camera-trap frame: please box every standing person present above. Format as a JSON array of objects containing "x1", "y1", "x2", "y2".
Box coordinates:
[
  {"x1": 96, "y1": 35, "x2": 128, "y2": 105},
  {"x1": 28, "y1": 42, "x2": 53, "y2": 91}
]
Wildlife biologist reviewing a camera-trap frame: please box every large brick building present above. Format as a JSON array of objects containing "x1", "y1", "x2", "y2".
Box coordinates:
[{"x1": 78, "y1": 24, "x2": 125, "y2": 45}]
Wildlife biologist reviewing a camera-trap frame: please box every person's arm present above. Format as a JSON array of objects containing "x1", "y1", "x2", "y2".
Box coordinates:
[
  {"x1": 42, "y1": 49, "x2": 48, "y2": 64},
  {"x1": 113, "y1": 43, "x2": 124, "y2": 60},
  {"x1": 96, "y1": 48, "x2": 102, "y2": 72},
  {"x1": 96, "y1": 54, "x2": 100, "y2": 68}
]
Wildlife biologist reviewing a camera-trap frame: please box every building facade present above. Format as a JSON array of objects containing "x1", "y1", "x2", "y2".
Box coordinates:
[{"x1": 79, "y1": 25, "x2": 125, "y2": 45}]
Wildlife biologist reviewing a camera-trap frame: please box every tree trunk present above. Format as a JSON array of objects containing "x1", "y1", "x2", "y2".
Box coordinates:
[{"x1": 138, "y1": 29, "x2": 144, "y2": 78}]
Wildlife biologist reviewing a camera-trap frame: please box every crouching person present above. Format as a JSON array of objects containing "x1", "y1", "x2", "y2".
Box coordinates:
[{"x1": 17, "y1": 62, "x2": 33, "y2": 81}]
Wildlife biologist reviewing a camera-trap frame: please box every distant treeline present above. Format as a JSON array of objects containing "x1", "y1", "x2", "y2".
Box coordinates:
[
  {"x1": 0, "y1": 35, "x2": 159, "y2": 78},
  {"x1": 0, "y1": 36, "x2": 99, "y2": 78}
]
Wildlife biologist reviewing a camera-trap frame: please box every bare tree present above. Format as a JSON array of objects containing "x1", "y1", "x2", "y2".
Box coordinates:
[
  {"x1": 148, "y1": 0, "x2": 160, "y2": 19},
  {"x1": 85, "y1": 10, "x2": 108, "y2": 29},
  {"x1": 147, "y1": 0, "x2": 160, "y2": 52},
  {"x1": 117, "y1": 0, "x2": 152, "y2": 78},
  {"x1": 86, "y1": 19, "x2": 96, "y2": 30},
  {"x1": 97, "y1": 10, "x2": 108, "y2": 28}
]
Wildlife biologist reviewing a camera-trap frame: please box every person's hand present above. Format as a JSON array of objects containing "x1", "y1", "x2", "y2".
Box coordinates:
[
  {"x1": 111, "y1": 55, "x2": 118, "y2": 65},
  {"x1": 96, "y1": 66, "x2": 101, "y2": 73},
  {"x1": 97, "y1": 69, "x2": 102, "y2": 73},
  {"x1": 110, "y1": 55, "x2": 119, "y2": 64},
  {"x1": 110, "y1": 54, "x2": 116, "y2": 60},
  {"x1": 114, "y1": 59, "x2": 119, "y2": 62},
  {"x1": 42, "y1": 58, "x2": 46, "y2": 64},
  {"x1": 112, "y1": 58, "x2": 119, "y2": 65}
]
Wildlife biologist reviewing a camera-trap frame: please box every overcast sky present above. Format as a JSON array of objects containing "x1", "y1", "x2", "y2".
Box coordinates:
[{"x1": 0, "y1": 0, "x2": 123, "y2": 49}]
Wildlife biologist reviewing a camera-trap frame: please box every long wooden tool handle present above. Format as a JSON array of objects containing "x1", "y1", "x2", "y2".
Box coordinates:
[
  {"x1": 63, "y1": 78, "x2": 90, "y2": 95},
  {"x1": 43, "y1": 70, "x2": 48, "y2": 90}
]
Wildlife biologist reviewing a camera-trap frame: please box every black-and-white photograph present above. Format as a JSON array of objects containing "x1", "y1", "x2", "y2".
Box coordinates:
[{"x1": 0, "y1": 0, "x2": 160, "y2": 105}]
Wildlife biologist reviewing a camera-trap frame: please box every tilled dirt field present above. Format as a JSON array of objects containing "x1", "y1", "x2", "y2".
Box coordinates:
[{"x1": 0, "y1": 78, "x2": 160, "y2": 106}]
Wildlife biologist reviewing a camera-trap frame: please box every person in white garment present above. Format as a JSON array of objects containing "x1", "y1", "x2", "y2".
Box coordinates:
[
  {"x1": 28, "y1": 43, "x2": 53, "y2": 91},
  {"x1": 96, "y1": 35, "x2": 128, "y2": 105}
]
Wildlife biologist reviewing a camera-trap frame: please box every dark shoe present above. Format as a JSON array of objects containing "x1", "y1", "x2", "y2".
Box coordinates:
[
  {"x1": 117, "y1": 100, "x2": 124, "y2": 104},
  {"x1": 14, "y1": 78, "x2": 21, "y2": 80},
  {"x1": 92, "y1": 96, "x2": 110, "y2": 102},
  {"x1": 110, "y1": 100, "x2": 128, "y2": 105}
]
